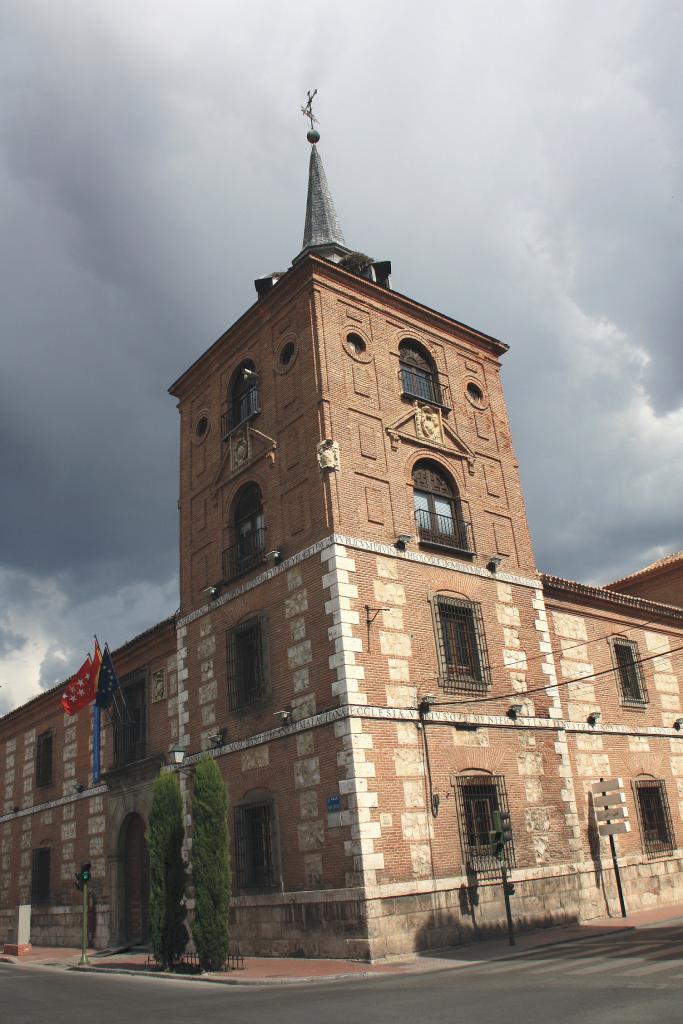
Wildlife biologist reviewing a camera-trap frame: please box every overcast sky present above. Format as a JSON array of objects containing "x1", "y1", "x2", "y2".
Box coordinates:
[{"x1": 1, "y1": 0, "x2": 681, "y2": 714}]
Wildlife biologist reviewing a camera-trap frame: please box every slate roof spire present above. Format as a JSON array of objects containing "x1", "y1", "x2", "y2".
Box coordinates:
[{"x1": 294, "y1": 94, "x2": 350, "y2": 264}]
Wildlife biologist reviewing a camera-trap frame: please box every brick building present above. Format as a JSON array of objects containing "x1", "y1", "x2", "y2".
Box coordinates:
[{"x1": 2, "y1": 131, "x2": 682, "y2": 959}]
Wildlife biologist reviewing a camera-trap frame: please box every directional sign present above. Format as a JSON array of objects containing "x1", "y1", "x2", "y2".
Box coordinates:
[
  {"x1": 595, "y1": 792, "x2": 627, "y2": 809},
  {"x1": 591, "y1": 778, "x2": 624, "y2": 794},
  {"x1": 592, "y1": 778, "x2": 629, "y2": 837},
  {"x1": 598, "y1": 821, "x2": 631, "y2": 836},
  {"x1": 591, "y1": 778, "x2": 629, "y2": 918},
  {"x1": 595, "y1": 805, "x2": 628, "y2": 822}
]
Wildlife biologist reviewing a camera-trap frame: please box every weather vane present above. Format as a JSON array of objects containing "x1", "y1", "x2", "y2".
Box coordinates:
[{"x1": 301, "y1": 89, "x2": 320, "y2": 144}]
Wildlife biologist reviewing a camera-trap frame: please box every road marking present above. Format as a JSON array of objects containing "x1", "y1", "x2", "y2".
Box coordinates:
[{"x1": 627, "y1": 960, "x2": 681, "y2": 977}]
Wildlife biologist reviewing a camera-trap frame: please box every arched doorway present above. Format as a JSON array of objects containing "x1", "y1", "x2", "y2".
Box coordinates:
[{"x1": 120, "y1": 813, "x2": 150, "y2": 945}]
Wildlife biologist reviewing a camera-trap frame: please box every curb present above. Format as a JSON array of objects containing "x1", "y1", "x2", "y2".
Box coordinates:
[{"x1": 69, "y1": 964, "x2": 373, "y2": 986}]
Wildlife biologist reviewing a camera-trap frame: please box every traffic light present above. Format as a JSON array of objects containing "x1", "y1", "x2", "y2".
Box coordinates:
[
  {"x1": 499, "y1": 811, "x2": 513, "y2": 845},
  {"x1": 74, "y1": 861, "x2": 92, "y2": 890},
  {"x1": 489, "y1": 825, "x2": 504, "y2": 859},
  {"x1": 489, "y1": 810, "x2": 512, "y2": 861}
]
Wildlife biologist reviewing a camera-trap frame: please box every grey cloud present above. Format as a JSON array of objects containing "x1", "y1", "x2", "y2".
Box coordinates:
[{"x1": 0, "y1": 619, "x2": 27, "y2": 657}]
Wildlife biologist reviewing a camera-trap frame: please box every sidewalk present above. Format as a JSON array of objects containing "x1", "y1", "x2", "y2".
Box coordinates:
[{"x1": 2, "y1": 901, "x2": 682, "y2": 985}]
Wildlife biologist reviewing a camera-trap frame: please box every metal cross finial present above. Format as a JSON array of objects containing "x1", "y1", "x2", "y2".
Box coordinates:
[{"x1": 301, "y1": 89, "x2": 319, "y2": 129}]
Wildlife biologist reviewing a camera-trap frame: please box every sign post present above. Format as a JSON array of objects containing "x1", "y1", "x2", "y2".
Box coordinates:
[
  {"x1": 490, "y1": 809, "x2": 515, "y2": 946},
  {"x1": 591, "y1": 778, "x2": 629, "y2": 918}
]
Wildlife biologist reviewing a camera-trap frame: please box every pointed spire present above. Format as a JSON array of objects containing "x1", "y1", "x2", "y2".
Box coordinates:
[
  {"x1": 298, "y1": 143, "x2": 348, "y2": 261},
  {"x1": 294, "y1": 92, "x2": 350, "y2": 264}
]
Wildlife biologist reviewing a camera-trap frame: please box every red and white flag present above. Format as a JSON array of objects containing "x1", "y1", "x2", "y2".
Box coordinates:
[{"x1": 60, "y1": 655, "x2": 96, "y2": 715}]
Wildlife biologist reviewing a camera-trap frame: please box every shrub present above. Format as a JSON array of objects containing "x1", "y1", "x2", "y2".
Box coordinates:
[
  {"x1": 191, "y1": 758, "x2": 231, "y2": 970},
  {"x1": 147, "y1": 772, "x2": 188, "y2": 966}
]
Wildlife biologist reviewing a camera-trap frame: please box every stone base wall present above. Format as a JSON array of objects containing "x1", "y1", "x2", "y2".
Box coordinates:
[
  {"x1": 227, "y1": 853, "x2": 683, "y2": 961},
  {"x1": 229, "y1": 888, "x2": 372, "y2": 960},
  {"x1": 365, "y1": 853, "x2": 683, "y2": 959},
  {"x1": 0, "y1": 902, "x2": 111, "y2": 950}
]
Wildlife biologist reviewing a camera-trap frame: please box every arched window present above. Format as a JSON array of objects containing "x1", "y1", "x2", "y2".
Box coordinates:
[
  {"x1": 229, "y1": 361, "x2": 260, "y2": 430},
  {"x1": 224, "y1": 483, "x2": 265, "y2": 579},
  {"x1": 399, "y1": 340, "x2": 442, "y2": 406},
  {"x1": 412, "y1": 461, "x2": 472, "y2": 552}
]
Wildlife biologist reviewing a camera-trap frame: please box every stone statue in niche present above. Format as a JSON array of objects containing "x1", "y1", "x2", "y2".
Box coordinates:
[
  {"x1": 317, "y1": 439, "x2": 340, "y2": 472},
  {"x1": 151, "y1": 669, "x2": 166, "y2": 703},
  {"x1": 415, "y1": 404, "x2": 443, "y2": 443}
]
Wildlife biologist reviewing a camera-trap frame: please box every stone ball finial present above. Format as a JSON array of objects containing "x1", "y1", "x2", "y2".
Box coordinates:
[{"x1": 307, "y1": 128, "x2": 320, "y2": 144}]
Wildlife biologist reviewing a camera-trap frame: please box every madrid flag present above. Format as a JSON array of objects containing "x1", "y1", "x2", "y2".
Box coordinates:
[
  {"x1": 61, "y1": 656, "x2": 95, "y2": 715},
  {"x1": 60, "y1": 643, "x2": 102, "y2": 715}
]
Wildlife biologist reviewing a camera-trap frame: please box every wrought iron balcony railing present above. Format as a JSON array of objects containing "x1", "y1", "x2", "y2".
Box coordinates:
[
  {"x1": 221, "y1": 385, "x2": 260, "y2": 439},
  {"x1": 399, "y1": 366, "x2": 451, "y2": 410},
  {"x1": 416, "y1": 511, "x2": 474, "y2": 554},
  {"x1": 112, "y1": 722, "x2": 147, "y2": 769},
  {"x1": 223, "y1": 526, "x2": 267, "y2": 581}
]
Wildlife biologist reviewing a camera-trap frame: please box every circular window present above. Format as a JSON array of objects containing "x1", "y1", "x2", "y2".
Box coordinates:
[
  {"x1": 346, "y1": 332, "x2": 366, "y2": 355},
  {"x1": 466, "y1": 382, "x2": 486, "y2": 408},
  {"x1": 195, "y1": 416, "x2": 209, "y2": 439},
  {"x1": 279, "y1": 341, "x2": 296, "y2": 367}
]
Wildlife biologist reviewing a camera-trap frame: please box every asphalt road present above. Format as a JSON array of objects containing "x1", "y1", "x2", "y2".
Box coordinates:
[{"x1": 2, "y1": 925, "x2": 682, "y2": 1024}]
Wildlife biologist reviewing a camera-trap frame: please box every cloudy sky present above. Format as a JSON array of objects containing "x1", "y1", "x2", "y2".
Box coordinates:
[{"x1": 1, "y1": 0, "x2": 681, "y2": 713}]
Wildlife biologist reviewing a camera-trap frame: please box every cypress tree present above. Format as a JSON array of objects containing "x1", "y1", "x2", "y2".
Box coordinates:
[
  {"x1": 147, "y1": 772, "x2": 188, "y2": 967},
  {"x1": 191, "y1": 757, "x2": 231, "y2": 970}
]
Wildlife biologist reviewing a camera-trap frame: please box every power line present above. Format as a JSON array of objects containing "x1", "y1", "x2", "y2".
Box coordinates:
[
  {"x1": 428, "y1": 641, "x2": 683, "y2": 710},
  {"x1": 416, "y1": 611, "x2": 663, "y2": 694}
]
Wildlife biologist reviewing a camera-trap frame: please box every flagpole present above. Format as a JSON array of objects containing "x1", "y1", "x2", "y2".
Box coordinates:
[
  {"x1": 92, "y1": 636, "x2": 102, "y2": 785},
  {"x1": 92, "y1": 705, "x2": 101, "y2": 785}
]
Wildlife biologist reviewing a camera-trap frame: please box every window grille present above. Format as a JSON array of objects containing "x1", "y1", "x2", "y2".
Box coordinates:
[
  {"x1": 454, "y1": 775, "x2": 515, "y2": 878},
  {"x1": 227, "y1": 617, "x2": 268, "y2": 710},
  {"x1": 234, "y1": 801, "x2": 278, "y2": 890},
  {"x1": 36, "y1": 730, "x2": 54, "y2": 788},
  {"x1": 634, "y1": 779, "x2": 675, "y2": 857},
  {"x1": 610, "y1": 638, "x2": 648, "y2": 707},
  {"x1": 433, "y1": 596, "x2": 491, "y2": 694},
  {"x1": 31, "y1": 847, "x2": 51, "y2": 903},
  {"x1": 113, "y1": 668, "x2": 148, "y2": 768}
]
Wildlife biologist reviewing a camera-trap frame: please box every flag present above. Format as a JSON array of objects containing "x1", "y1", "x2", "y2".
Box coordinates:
[
  {"x1": 96, "y1": 646, "x2": 120, "y2": 709},
  {"x1": 61, "y1": 656, "x2": 95, "y2": 715},
  {"x1": 89, "y1": 640, "x2": 103, "y2": 690}
]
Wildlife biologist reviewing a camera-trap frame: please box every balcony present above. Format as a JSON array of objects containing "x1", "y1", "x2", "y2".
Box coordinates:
[
  {"x1": 399, "y1": 366, "x2": 451, "y2": 410},
  {"x1": 112, "y1": 721, "x2": 147, "y2": 769},
  {"x1": 221, "y1": 385, "x2": 260, "y2": 439},
  {"x1": 223, "y1": 526, "x2": 267, "y2": 581},
  {"x1": 416, "y1": 511, "x2": 474, "y2": 555}
]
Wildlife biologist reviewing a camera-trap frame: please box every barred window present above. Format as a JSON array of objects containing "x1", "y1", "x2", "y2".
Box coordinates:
[
  {"x1": 31, "y1": 847, "x2": 51, "y2": 903},
  {"x1": 455, "y1": 775, "x2": 515, "y2": 878},
  {"x1": 432, "y1": 595, "x2": 490, "y2": 693},
  {"x1": 36, "y1": 730, "x2": 54, "y2": 789},
  {"x1": 234, "y1": 800, "x2": 279, "y2": 890},
  {"x1": 610, "y1": 637, "x2": 648, "y2": 707},
  {"x1": 227, "y1": 617, "x2": 269, "y2": 710},
  {"x1": 634, "y1": 779, "x2": 675, "y2": 857}
]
